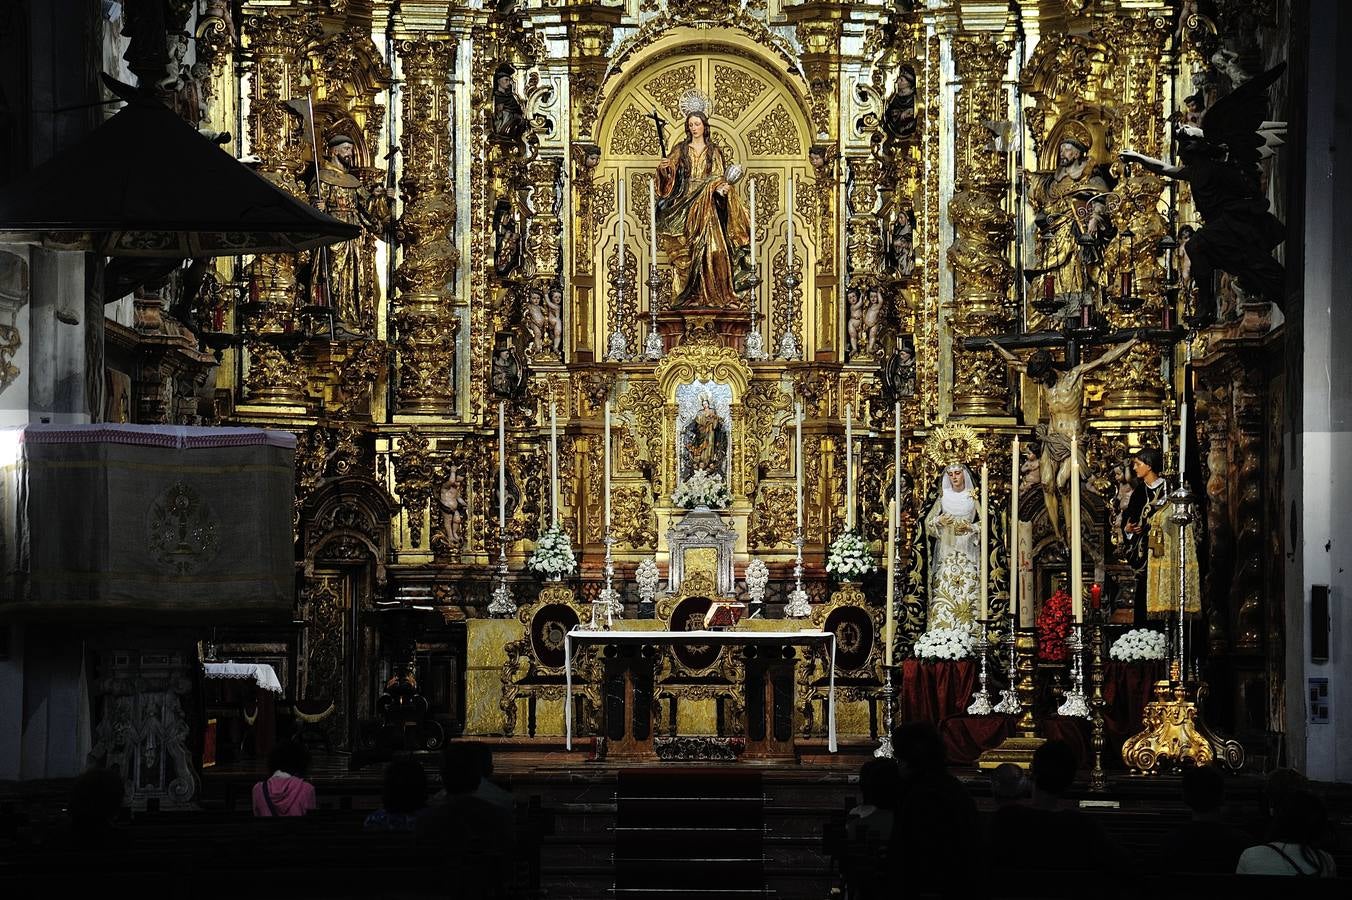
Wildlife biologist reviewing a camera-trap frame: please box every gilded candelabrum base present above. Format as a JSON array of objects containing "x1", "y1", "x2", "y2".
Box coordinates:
[{"x1": 1121, "y1": 678, "x2": 1246, "y2": 774}]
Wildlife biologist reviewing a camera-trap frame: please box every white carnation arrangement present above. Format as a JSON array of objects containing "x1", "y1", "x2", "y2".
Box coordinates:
[
  {"x1": 825, "y1": 530, "x2": 876, "y2": 579},
  {"x1": 672, "y1": 470, "x2": 732, "y2": 510},
  {"x1": 527, "y1": 523, "x2": 577, "y2": 578},
  {"x1": 1109, "y1": 628, "x2": 1167, "y2": 662},
  {"x1": 914, "y1": 627, "x2": 974, "y2": 661}
]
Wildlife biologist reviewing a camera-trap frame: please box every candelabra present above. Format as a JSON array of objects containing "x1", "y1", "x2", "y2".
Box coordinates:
[
  {"x1": 784, "y1": 534, "x2": 811, "y2": 617},
  {"x1": 745, "y1": 299, "x2": 767, "y2": 361},
  {"x1": 590, "y1": 535, "x2": 620, "y2": 629},
  {"x1": 487, "y1": 534, "x2": 516, "y2": 616},
  {"x1": 606, "y1": 267, "x2": 632, "y2": 362},
  {"x1": 643, "y1": 264, "x2": 663, "y2": 361},
  {"x1": 967, "y1": 620, "x2": 995, "y2": 715},
  {"x1": 874, "y1": 666, "x2": 896, "y2": 758},
  {"x1": 777, "y1": 272, "x2": 802, "y2": 360},
  {"x1": 1089, "y1": 613, "x2": 1108, "y2": 792},
  {"x1": 992, "y1": 617, "x2": 1022, "y2": 715},
  {"x1": 1057, "y1": 623, "x2": 1091, "y2": 719}
]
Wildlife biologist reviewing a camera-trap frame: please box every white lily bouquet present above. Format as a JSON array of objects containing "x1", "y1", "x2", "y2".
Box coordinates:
[
  {"x1": 825, "y1": 530, "x2": 876, "y2": 579},
  {"x1": 914, "y1": 627, "x2": 974, "y2": 661},
  {"x1": 1109, "y1": 628, "x2": 1167, "y2": 662},
  {"x1": 672, "y1": 470, "x2": 732, "y2": 510},
  {"x1": 527, "y1": 523, "x2": 577, "y2": 578}
]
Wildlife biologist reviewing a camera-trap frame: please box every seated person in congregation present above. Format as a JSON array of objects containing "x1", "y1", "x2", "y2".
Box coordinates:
[
  {"x1": 44, "y1": 767, "x2": 130, "y2": 849},
  {"x1": 1157, "y1": 765, "x2": 1252, "y2": 873},
  {"x1": 1236, "y1": 789, "x2": 1337, "y2": 877},
  {"x1": 989, "y1": 740, "x2": 1130, "y2": 877},
  {"x1": 888, "y1": 723, "x2": 980, "y2": 897},
  {"x1": 846, "y1": 757, "x2": 902, "y2": 844},
  {"x1": 364, "y1": 758, "x2": 429, "y2": 832},
  {"x1": 417, "y1": 743, "x2": 518, "y2": 895},
  {"x1": 252, "y1": 740, "x2": 317, "y2": 817}
]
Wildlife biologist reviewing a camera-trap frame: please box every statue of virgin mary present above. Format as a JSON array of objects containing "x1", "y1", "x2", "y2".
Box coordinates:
[
  {"x1": 655, "y1": 92, "x2": 757, "y2": 309},
  {"x1": 923, "y1": 464, "x2": 982, "y2": 634}
]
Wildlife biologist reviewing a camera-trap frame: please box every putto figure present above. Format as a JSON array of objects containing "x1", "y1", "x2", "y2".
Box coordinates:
[{"x1": 654, "y1": 91, "x2": 756, "y2": 309}]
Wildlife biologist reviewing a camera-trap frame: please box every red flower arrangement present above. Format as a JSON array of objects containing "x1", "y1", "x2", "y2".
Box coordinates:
[{"x1": 1036, "y1": 588, "x2": 1073, "y2": 663}]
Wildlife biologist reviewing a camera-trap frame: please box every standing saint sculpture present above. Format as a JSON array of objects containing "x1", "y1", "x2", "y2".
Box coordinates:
[
  {"x1": 654, "y1": 93, "x2": 757, "y2": 309},
  {"x1": 683, "y1": 393, "x2": 727, "y2": 478},
  {"x1": 1027, "y1": 123, "x2": 1115, "y2": 308},
  {"x1": 924, "y1": 464, "x2": 982, "y2": 634}
]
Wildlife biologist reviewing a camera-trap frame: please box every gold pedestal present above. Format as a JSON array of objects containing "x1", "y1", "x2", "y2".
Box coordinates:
[{"x1": 1121, "y1": 677, "x2": 1245, "y2": 774}]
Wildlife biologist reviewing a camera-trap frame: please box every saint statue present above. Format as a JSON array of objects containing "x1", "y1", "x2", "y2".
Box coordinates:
[
  {"x1": 1028, "y1": 125, "x2": 1115, "y2": 308},
  {"x1": 994, "y1": 337, "x2": 1138, "y2": 547},
  {"x1": 309, "y1": 134, "x2": 393, "y2": 336},
  {"x1": 682, "y1": 394, "x2": 727, "y2": 479},
  {"x1": 1121, "y1": 448, "x2": 1199, "y2": 621},
  {"x1": 924, "y1": 465, "x2": 982, "y2": 635},
  {"x1": 655, "y1": 95, "x2": 756, "y2": 309}
]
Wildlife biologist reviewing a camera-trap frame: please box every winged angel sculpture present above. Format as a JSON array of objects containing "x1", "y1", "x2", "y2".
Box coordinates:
[{"x1": 1120, "y1": 63, "x2": 1287, "y2": 320}]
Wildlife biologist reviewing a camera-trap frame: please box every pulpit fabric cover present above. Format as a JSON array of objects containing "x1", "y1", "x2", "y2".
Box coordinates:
[{"x1": 1, "y1": 425, "x2": 295, "y2": 615}]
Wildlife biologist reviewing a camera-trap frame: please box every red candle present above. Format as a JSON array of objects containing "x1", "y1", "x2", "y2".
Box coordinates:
[
  {"x1": 1120, "y1": 270, "x2": 1131, "y2": 298},
  {"x1": 1090, "y1": 583, "x2": 1103, "y2": 609},
  {"x1": 1043, "y1": 274, "x2": 1055, "y2": 300}
]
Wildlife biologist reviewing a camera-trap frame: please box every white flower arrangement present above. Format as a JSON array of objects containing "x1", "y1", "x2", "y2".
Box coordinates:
[
  {"x1": 914, "y1": 627, "x2": 974, "y2": 661},
  {"x1": 527, "y1": 523, "x2": 577, "y2": 578},
  {"x1": 1109, "y1": 628, "x2": 1167, "y2": 662},
  {"x1": 672, "y1": 470, "x2": 732, "y2": 510},
  {"x1": 825, "y1": 530, "x2": 877, "y2": 579}
]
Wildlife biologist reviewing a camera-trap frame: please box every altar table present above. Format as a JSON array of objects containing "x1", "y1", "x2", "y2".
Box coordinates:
[{"x1": 564, "y1": 629, "x2": 838, "y2": 752}]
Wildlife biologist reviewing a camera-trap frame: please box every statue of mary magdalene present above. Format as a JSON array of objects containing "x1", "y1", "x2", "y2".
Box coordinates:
[{"x1": 655, "y1": 100, "x2": 757, "y2": 310}]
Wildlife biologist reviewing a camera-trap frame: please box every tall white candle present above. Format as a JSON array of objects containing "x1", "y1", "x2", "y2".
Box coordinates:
[
  {"x1": 1178, "y1": 400, "x2": 1188, "y2": 482},
  {"x1": 647, "y1": 176, "x2": 658, "y2": 263},
  {"x1": 617, "y1": 177, "x2": 626, "y2": 261},
  {"x1": 1011, "y1": 436, "x2": 1022, "y2": 626},
  {"x1": 498, "y1": 401, "x2": 507, "y2": 532},
  {"x1": 888, "y1": 401, "x2": 901, "y2": 666},
  {"x1": 604, "y1": 400, "x2": 612, "y2": 536},
  {"x1": 786, "y1": 174, "x2": 795, "y2": 271},
  {"x1": 795, "y1": 402, "x2": 804, "y2": 534},
  {"x1": 885, "y1": 499, "x2": 897, "y2": 668},
  {"x1": 845, "y1": 403, "x2": 854, "y2": 530},
  {"x1": 1070, "y1": 433, "x2": 1083, "y2": 621},
  {"x1": 749, "y1": 178, "x2": 758, "y2": 266},
  {"x1": 980, "y1": 461, "x2": 989, "y2": 620},
  {"x1": 550, "y1": 401, "x2": 559, "y2": 525}
]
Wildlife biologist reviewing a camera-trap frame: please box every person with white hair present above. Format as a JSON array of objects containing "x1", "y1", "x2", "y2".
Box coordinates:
[{"x1": 923, "y1": 464, "x2": 982, "y2": 634}]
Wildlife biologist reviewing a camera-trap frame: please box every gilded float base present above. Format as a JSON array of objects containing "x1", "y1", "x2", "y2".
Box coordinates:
[{"x1": 977, "y1": 735, "x2": 1046, "y2": 771}]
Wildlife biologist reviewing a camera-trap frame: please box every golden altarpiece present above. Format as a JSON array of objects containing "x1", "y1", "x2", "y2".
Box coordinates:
[{"x1": 196, "y1": 0, "x2": 1287, "y2": 768}]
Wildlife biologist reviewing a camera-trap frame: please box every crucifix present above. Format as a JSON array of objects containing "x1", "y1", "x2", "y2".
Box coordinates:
[
  {"x1": 645, "y1": 108, "x2": 669, "y2": 155},
  {"x1": 963, "y1": 322, "x2": 1180, "y2": 550}
]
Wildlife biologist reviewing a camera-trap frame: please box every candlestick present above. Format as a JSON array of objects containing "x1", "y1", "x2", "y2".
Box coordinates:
[
  {"x1": 1070, "y1": 433, "x2": 1083, "y2": 621},
  {"x1": 1178, "y1": 399, "x2": 1189, "y2": 482},
  {"x1": 795, "y1": 402, "x2": 804, "y2": 533},
  {"x1": 786, "y1": 174, "x2": 795, "y2": 271},
  {"x1": 749, "y1": 178, "x2": 757, "y2": 266},
  {"x1": 885, "y1": 499, "x2": 896, "y2": 667},
  {"x1": 980, "y1": 461, "x2": 989, "y2": 620},
  {"x1": 498, "y1": 401, "x2": 507, "y2": 531},
  {"x1": 604, "y1": 400, "x2": 612, "y2": 536},
  {"x1": 617, "y1": 177, "x2": 626, "y2": 264},
  {"x1": 886, "y1": 401, "x2": 901, "y2": 666},
  {"x1": 1011, "y1": 436, "x2": 1022, "y2": 625},
  {"x1": 647, "y1": 176, "x2": 657, "y2": 263},
  {"x1": 550, "y1": 401, "x2": 559, "y2": 525},
  {"x1": 845, "y1": 403, "x2": 854, "y2": 530}
]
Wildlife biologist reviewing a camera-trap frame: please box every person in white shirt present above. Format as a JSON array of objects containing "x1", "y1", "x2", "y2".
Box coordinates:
[{"x1": 1236, "y1": 790, "x2": 1336, "y2": 877}]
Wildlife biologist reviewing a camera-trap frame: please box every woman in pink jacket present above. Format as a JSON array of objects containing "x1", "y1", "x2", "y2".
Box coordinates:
[{"x1": 252, "y1": 741, "x2": 317, "y2": 817}]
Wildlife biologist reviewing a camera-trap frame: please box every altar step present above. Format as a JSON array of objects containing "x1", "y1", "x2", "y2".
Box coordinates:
[{"x1": 611, "y1": 770, "x2": 773, "y2": 899}]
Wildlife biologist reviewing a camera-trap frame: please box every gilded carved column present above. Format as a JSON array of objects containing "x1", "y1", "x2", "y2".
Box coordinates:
[
  {"x1": 392, "y1": 33, "x2": 459, "y2": 415},
  {"x1": 947, "y1": 34, "x2": 1013, "y2": 417},
  {"x1": 1102, "y1": 12, "x2": 1170, "y2": 415},
  {"x1": 240, "y1": 7, "x2": 309, "y2": 409}
]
